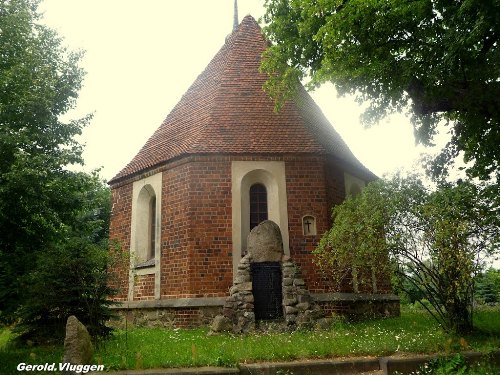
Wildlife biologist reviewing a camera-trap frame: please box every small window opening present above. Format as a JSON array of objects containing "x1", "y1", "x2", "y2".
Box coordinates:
[{"x1": 250, "y1": 183, "x2": 268, "y2": 230}]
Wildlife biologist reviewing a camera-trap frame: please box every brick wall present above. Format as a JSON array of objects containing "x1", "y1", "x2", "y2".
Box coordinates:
[
  {"x1": 186, "y1": 159, "x2": 233, "y2": 297},
  {"x1": 134, "y1": 274, "x2": 155, "y2": 300},
  {"x1": 285, "y1": 157, "x2": 347, "y2": 293},
  {"x1": 108, "y1": 183, "x2": 133, "y2": 301},
  {"x1": 109, "y1": 154, "x2": 388, "y2": 304},
  {"x1": 160, "y1": 162, "x2": 191, "y2": 298}
]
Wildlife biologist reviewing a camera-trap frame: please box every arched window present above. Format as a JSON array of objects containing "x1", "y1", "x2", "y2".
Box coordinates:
[
  {"x1": 135, "y1": 185, "x2": 157, "y2": 266},
  {"x1": 250, "y1": 183, "x2": 268, "y2": 230}
]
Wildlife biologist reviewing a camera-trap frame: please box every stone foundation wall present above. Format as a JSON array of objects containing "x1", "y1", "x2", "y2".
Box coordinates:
[
  {"x1": 110, "y1": 306, "x2": 222, "y2": 329},
  {"x1": 109, "y1": 293, "x2": 399, "y2": 330}
]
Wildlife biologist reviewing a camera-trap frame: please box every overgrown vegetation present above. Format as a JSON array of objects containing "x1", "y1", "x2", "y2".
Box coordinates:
[
  {"x1": 399, "y1": 353, "x2": 498, "y2": 375},
  {"x1": 1, "y1": 307, "x2": 498, "y2": 373},
  {"x1": 13, "y1": 172, "x2": 116, "y2": 343},
  {"x1": 314, "y1": 175, "x2": 499, "y2": 334},
  {"x1": 0, "y1": 0, "x2": 114, "y2": 343}
]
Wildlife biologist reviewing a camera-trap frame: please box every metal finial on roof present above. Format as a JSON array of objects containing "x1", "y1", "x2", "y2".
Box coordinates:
[{"x1": 233, "y1": 0, "x2": 239, "y2": 31}]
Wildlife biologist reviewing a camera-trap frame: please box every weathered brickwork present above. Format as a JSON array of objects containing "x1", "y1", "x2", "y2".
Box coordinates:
[
  {"x1": 108, "y1": 183, "x2": 133, "y2": 301},
  {"x1": 285, "y1": 157, "x2": 347, "y2": 294},
  {"x1": 160, "y1": 162, "x2": 191, "y2": 298},
  {"x1": 325, "y1": 159, "x2": 347, "y2": 215},
  {"x1": 108, "y1": 154, "x2": 395, "y2": 323},
  {"x1": 151, "y1": 158, "x2": 234, "y2": 298},
  {"x1": 186, "y1": 159, "x2": 233, "y2": 297},
  {"x1": 109, "y1": 154, "x2": 387, "y2": 300},
  {"x1": 133, "y1": 274, "x2": 155, "y2": 301}
]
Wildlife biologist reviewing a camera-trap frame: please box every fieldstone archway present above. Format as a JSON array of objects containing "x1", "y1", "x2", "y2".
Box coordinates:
[{"x1": 210, "y1": 221, "x2": 326, "y2": 334}]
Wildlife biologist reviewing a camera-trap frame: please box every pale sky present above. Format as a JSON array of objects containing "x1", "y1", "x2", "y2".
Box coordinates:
[{"x1": 39, "y1": 0, "x2": 440, "y2": 181}]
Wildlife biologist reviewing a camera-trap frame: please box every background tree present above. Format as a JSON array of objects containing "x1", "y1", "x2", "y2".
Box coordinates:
[
  {"x1": 314, "y1": 176, "x2": 500, "y2": 334},
  {"x1": 474, "y1": 268, "x2": 500, "y2": 305},
  {"x1": 14, "y1": 173, "x2": 116, "y2": 343},
  {"x1": 261, "y1": 0, "x2": 499, "y2": 181},
  {"x1": 0, "y1": 0, "x2": 115, "y2": 342},
  {"x1": 0, "y1": 0, "x2": 86, "y2": 319}
]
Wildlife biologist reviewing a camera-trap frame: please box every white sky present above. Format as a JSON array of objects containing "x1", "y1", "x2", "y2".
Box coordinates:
[{"x1": 39, "y1": 0, "x2": 441, "y2": 181}]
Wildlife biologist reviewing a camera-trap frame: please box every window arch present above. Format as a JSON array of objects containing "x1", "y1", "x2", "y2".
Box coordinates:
[
  {"x1": 231, "y1": 161, "x2": 290, "y2": 276},
  {"x1": 128, "y1": 172, "x2": 162, "y2": 301},
  {"x1": 249, "y1": 183, "x2": 268, "y2": 230},
  {"x1": 136, "y1": 184, "x2": 157, "y2": 266}
]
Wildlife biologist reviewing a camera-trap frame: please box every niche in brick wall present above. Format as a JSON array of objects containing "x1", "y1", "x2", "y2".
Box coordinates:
[{"x1": 302, "y1": 215, "x2": 316, "y2": 236}]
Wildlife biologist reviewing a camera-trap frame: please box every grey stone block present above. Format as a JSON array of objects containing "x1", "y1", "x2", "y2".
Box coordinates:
[{"x1": 293, "y1": 278, "x2": 305, "y2": 286}]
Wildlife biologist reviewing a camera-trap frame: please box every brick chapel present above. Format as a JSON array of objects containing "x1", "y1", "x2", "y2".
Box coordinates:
[{"x1": 108, "y1": 15, "x2": 399, "y2": 327}]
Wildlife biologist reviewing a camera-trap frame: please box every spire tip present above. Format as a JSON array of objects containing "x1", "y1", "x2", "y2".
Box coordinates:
[{"x1": 233, "y1": 0, "x2": 239, "y2": 32}]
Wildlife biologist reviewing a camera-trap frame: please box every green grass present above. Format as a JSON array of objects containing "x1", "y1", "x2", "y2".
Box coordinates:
[
  {"x1": 0, "y1": 328, "x2": 12, "y2": 348},
  {"x1": 94, "y1": 307, "x2": 500, "y2": 370},
  {"x1": 1, "y1": 307, "x2": 499, "y2": 373},
  {"x1": 397, "y1": 353, "x2": 499, "y2": 375},
  {"x1": 0, "y1": 342, "x2": 63, "y2": 375}
]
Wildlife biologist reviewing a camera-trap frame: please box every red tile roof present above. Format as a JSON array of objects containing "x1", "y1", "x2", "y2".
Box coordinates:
[{"x1": 110, "y1": 16, "x2": 375, "y2": 184}]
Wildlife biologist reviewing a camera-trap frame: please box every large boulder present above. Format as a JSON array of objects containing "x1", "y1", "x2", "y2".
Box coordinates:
[
  {"x1": 62, "y1": 316, "x2": 93, "y2": 373},
  {"x1": 246, "y1": 220, "x2": 283, "y2": 262}
]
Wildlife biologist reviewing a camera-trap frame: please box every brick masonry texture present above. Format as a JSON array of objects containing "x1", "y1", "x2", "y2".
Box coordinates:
[
  {"x1": 107, "y1": 15, "x2": 395, "y2": 320},
  {"x1": 108, "y1": 154, "x2": 388, "y2": 302},
  {"x1": 286, "y1": 157, "x2": 343, "y2": 293},
  {"x1": 108, "y1": 183, "x2": 132, "y2": 302},
  {"x1": 160, "y1": 157, "x2": 233, "y2": 298},
  {"x1": 134, "y1": 274, "x2": 155, "y2": 301}
]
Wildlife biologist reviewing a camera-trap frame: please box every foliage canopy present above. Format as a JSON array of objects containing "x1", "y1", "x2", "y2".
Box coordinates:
[
  {"x1": 0, "y1": 0, "x2": 115, "y2": 342},
  {"x1": 314, "y1": 175, "x2": 500, "y2": 334},
  {"x1": 262, "y1": 0, "x2": 500, "y2": 181},
  {"x1": 14, "y1": 173, "x2": 116, "y2": 342}
]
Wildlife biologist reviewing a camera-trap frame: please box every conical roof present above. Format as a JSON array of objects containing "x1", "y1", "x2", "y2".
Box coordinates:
[{"x1": 110, "y1": 16, "x2": 375, "y2": 184}]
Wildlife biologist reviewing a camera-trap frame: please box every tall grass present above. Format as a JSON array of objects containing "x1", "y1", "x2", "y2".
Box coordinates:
[
  {"x1": 94, "y1": 307, "x2": 499, "y2": 370},
  {"x1": 1, "y1": 307, "x2": 498, "y2": 373}
]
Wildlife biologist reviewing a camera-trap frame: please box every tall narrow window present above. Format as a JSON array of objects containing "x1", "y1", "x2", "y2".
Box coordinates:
[
  {"x1": 250, "y1": 183, "x2": 268, "y2": 230},
  {"x1": 148, "y1": 196, "x2": 156, "y2": 260},
  {"x1": 135, "y1": 186, "x2": 156, "y2": 267}
]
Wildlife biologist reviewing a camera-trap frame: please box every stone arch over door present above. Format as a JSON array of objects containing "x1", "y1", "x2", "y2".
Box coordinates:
[{"x1": 231, "y1": 161, "x2": 289, "y2": 277}]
